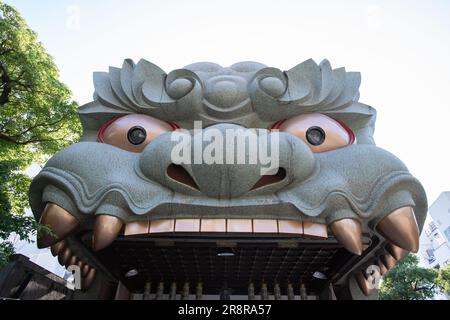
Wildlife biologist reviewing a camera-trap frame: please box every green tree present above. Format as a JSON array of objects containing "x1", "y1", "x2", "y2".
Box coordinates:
[
  {"x1": 380, "y1": 254, "x2": 439, "y2": 300},
  {"x1": 0, "y1": 2, "x2": 80, "y2": 268},
  {"x1": 436, "y1": 264, "x2": 450, "y2": 295}
]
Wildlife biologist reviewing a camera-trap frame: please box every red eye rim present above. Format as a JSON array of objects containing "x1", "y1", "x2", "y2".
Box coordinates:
[
  {"x1": 333, "y1": 118, "x2": 356, "y2": 145},
  {"x1": 269, "y1": 119, "x2": 287, "y2": 130},
  {"x1": 96, "y1": 116, "x2": 179, "y2": 143},
  {"x1": 269, "y1": 117, "x2": 356, "y2": 145},
  {"x1": 97, "y1": 116, "x2": 120, "y2": 143},
  {"x1": 167, "y1": 121, "x2": 180, "y2": 130}
]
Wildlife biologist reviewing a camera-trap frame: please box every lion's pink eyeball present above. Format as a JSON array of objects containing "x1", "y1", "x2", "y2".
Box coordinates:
[
  {"x1": 274, "y1": 113, "x2": 355, "y2": 153},
  {"x1": 97, "y1": 114, "x2": 177, "y2": 153}
]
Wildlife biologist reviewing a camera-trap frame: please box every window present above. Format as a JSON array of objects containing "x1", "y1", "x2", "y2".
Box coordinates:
[
  {"x1": 444, "y1": 226, "x2": 450, "y2": 243},
  {"x1": 429, "y1": 222, "x2": 437, "y2": 232}
]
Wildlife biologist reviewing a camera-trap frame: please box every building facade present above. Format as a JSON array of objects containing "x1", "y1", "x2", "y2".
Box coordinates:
[
  {"x1": 419, "y1": 192, "x2": 450, "y2": 269},
  {"x1": 419, "y1": 192, "x2": 450, "y2": 300}
]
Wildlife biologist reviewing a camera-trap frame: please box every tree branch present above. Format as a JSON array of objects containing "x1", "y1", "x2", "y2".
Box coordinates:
[
  {"x1": 413, "y1": 282, "x2": 435, "y2": 292},
  {"x1": 0, "y1": 38, "x2": 13, "y2": 56},
  {"x1": 0, "y1": 132, "x2": 64, "y2": 145},
  {"x1": 14, "y1": 117, "x2": 65, "y2": 137},
  {"x1": 0, "y1": 63, "x2": 11, "y2": 105}
]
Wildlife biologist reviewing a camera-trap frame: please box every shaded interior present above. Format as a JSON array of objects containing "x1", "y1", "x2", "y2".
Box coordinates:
[{"x1": 90, "y1": 234, "x2": 365, "y2": 296}]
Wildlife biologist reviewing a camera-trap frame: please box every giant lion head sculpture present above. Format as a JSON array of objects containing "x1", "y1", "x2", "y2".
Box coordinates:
[{"x1": 29, "y1": 58, "x2": 427, "y2": 299}]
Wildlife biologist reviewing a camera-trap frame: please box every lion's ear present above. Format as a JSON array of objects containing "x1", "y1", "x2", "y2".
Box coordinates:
[
  {"x1": 322, "y1": 102, "x2": 377, "y2": 145},
  {"x1": 278, "y1": 59, "x2": 361, "y2": 109},
  {"x1": 78, "y1": 58, "x2": 204, "y2": 141}
]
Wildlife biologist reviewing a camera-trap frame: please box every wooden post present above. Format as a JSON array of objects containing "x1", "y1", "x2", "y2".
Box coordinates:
[
  {"x1": 261, "y1": 283, "x2": 268, "y2": 300},
  {"x1": 248, "y1": 282, "x2": 255, "y2": 300},
  {"x1": 181, "y1": 282, "x2": 189, "y2": 300},
  {"x1": 300, "y1": 283, "x2": 307, "y2": 300},
  {"x1": 274, "y1": 283, "x2": 281, "y2": 300},
  {"x1": 169, "y1": 282, "x2": 177, "y2": 300},
  {"x1": 287, "y1": 283, "x2": 295, "y2": 300},
  {"x1": 155, "y1": 282, "x2": 164, "y2": 300},
  {"x1": 196, "y1": 282, "x2": 203, "y2": 300},
  {"x1": 143, "y1": 281, "x2": 151, "y2": 300}
]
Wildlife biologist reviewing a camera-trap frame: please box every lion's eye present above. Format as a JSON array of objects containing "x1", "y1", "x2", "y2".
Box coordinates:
[
  {"x1": 127, "y1": 126, "x2": 147, "y2": 145},
  {"x1": 305, "y1": 126, "x2": 326, "y2": 146},
  {"x1": 98, "y1": 114, "x2": 176, "y2": 153},
  {"x1": 275, "y1": 113, "x2": 355, "y2": 153}
]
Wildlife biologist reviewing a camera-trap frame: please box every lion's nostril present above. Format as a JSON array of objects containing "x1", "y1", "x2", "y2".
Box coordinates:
[
  {"x1": 251, "y1": 168, "x2": 287, "y2": 190},
  {"x1": 167, "y1": 164, "x2": 199, "y2": 190}
]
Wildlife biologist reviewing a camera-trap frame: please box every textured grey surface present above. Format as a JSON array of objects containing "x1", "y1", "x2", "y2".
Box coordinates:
[
  {"x1": 79, "y1": 59, "x2": 375, "y2": 144},
  {"x1": 29, "y1": 136, "x2": 426, "y2": 229}
]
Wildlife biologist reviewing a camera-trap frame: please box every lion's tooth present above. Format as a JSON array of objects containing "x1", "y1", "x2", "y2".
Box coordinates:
[
  {"x1": 92, "y1": 215, "x2": 123, "y2": 251},
  {"x1": 355, "y1": 271, "x2": 373, "y2": 296},
  {"x1": 381, "y1": 253, "x2": 397, "y2": 270},
  {"x1": 50, "y1": 240, "x2": 66, "y2": 257},
  {"x1": 200, "y1": 219, "x2": 226, "y2": 232},
  {"x1": 330, "y1": 219, "x2": 363, "y2": 255},
  {"x1": 376, "y1": 207, "x2": 419, "y2": 252},
  {"x1": 278, "y1": 220, "x2": 303, "y2": 234},
  {"x1": 124, "y1": 220, "x2": 149, "y2": 236},
  {"x1": 303, "y1": 222, "x2": 328, "y2": 239},
  {"x1": 227, "y1": 219, "x2": 253, "y2": 233},
  {"x1": 66, "y1": 255, "x2": 78, "y2": 268},
  {"x1": 82, "y1": 268, "x2": 96, "y2": 290},
  {"x1": 58, "y1": 247, "x2": 72, "y2": 266},
  {"x1": 253, "y1": 219, "x2": 278, "y2": 233},
  {"x1": 37, "y1": 203, "x2": 79, "y2": 248},
  {"x1": 149, "y1": 219, "x2": 175, "y2": 234},
  {"x1": 77, "y1": 260, "x2": 85, "y2": 273},
  {"x1": 386, "y1": 243, "x2": 408, "y2": 260},
  {"x1": 82, "y1": 264, "x2": 90, "y2": 277},
  {"x1": 175, "y1": 219, "x2": 200, "y2": 232},
  {"x1": 377, "y1": 258, "x2": 388, "y2": 275}
]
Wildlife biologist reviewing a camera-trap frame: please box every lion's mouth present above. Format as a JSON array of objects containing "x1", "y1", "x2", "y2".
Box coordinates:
[
  {"x1": 29, "y1": 142, "x2": 427, "y2": 297},
  {"x1": 40, "y1": 199, "x2": 419, "y2": 297}
]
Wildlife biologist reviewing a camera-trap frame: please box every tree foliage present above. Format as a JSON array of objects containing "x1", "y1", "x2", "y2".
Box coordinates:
[
  {"x1": 436, "y1": 264, "x2": 450, "y2": 294},
  {"x1": 0, "y1": 2, "x2": 80, "y2": 267},
  {"x1": 379, "y1": 254, "x2": 441, "y2": 300}
]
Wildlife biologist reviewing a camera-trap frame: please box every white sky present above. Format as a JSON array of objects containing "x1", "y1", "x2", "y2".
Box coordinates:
[{"x1": 6, "y1": 0, "x2": 450, "y2": 205}]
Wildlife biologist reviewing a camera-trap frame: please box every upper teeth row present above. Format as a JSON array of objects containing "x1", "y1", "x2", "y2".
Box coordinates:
[{"x1": 124, "y1": 218, "x2": 328, "y2": 238}]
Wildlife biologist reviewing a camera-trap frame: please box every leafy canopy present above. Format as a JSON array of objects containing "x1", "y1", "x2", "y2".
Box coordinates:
[
  {"x1": 436, "y1": 264, "x2": 450, "y2": 294},
  {"x1": 380, "y1": 254, "x2": 440, "y2": 300},
  {"x1": 0, "y1": 2, "x2": 80, "y2": 267}
]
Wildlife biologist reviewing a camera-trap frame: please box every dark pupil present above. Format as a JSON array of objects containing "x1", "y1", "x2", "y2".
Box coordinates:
[
  {"x1": 306, "y1": 126, "x2": 326, "y2": 145},
  {"x1": 127, "y1": 126, "x2": 147, "y2": 145}
]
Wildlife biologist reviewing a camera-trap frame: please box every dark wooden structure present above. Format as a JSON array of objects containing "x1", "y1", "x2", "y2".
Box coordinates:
[{"x1": 0, "y1": 254, "x2": 73, "y2": 300}]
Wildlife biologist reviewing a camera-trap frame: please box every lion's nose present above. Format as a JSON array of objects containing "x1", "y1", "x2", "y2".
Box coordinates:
[
  {"x1": 139, "y1": 124, "x2": 315, "y2": 198},
  {"x1": 169, "y1": 124, "x2": 287, "y2": 198},
  {"x1": 166, "y1": 163, "x2": 287, "y2": 197}
]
